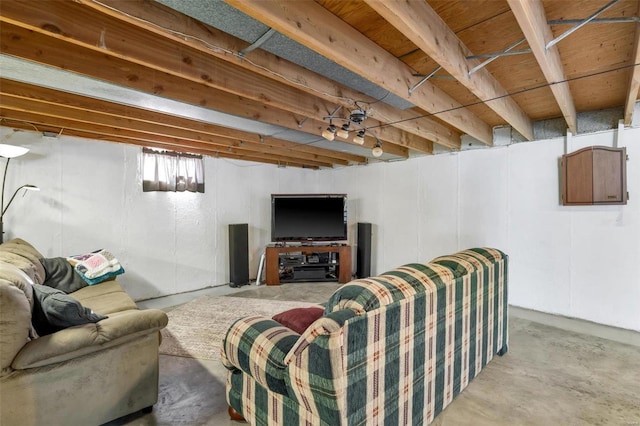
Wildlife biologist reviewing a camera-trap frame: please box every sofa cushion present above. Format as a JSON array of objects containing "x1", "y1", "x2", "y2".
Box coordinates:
[
  {"x1": 0, "y1": 280, "x2": 33, "y2": 373},
  {"x1": 0, "y1": 239, "x2": 46, "y2": 285},
  {"x1": 40, "y1": 257, "x2": 88, "y2": 293},
  {"x1": 31, "y1": 284, "x2": 107, "y2": 336},
  {"x1": 71, "y1": 280, "x2": 138, "y2": 314},
  {"x1": 12, "y1": 308, "x2": 168, "y2": 369},
  {"x1": 272, "y1": 307, "x2": 324, "y2": 334}
]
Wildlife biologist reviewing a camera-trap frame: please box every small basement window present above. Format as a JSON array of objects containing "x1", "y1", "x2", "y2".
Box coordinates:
[{"x1": 142, "y1": 148, "x2": 204, "y2": 193}]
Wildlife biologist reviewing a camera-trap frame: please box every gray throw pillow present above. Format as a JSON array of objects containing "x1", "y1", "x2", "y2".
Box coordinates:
[
  {"x1": 40, "y1": 257, "x2": 88, "y2": 293},
  {"x1": 31, "y1": 284, "x2": 107, "y2": 336}
]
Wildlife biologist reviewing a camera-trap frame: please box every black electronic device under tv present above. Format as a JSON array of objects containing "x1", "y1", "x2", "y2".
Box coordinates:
[{"x1": 271, "y1": 194, "x2": 347, "y2": 242}]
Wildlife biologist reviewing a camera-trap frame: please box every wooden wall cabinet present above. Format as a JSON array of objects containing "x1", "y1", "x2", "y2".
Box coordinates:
[{"x1": 561, "y1": 146, "x2": 628, "y2": 206}]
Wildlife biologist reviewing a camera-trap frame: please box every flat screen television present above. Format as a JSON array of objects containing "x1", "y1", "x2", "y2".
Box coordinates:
[{"x1": 271, "y1": 194, "x2": 347, "y2": 242}]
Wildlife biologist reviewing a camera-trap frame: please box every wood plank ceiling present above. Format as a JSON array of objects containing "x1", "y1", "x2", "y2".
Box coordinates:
[{"x1": 0, "y1": 0, "x2": 638, "y2": 169}]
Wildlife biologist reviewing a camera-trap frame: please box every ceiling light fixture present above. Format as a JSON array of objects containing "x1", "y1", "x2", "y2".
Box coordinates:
[
  {"x1": 336, "y1": 123, "x2": 350, "y2": 139},
  {"x1": 322, "y1": 107, "x2": 370, "y2": 144},
  {"x1": 353, "y1": 130, "x2": 366, "y2": 145},
  {"x1": 321, "y1": 123, "x2": 337, "y2": 141},
  {"x1": 372, "y1": 141, "x2": 384, "y2": 158},
  {"x1": 349, "y1": 109, "x2": 366, "y2": 124}
]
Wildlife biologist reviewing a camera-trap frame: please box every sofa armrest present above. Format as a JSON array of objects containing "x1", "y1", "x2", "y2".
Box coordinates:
[
  {"x1": 11, "y1": 308, "x2": 168, "y2": 369},
  {"x1": 284, "y1": 309, "x2": 358, "y2": 364},
  {"x1": 222, "y1": 316, "x2": 300, "y2": 396}
]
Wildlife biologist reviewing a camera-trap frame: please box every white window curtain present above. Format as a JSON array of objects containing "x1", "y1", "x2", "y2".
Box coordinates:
[{"x1": 142, "y1": 148, "x2": 204, "y2": 193}]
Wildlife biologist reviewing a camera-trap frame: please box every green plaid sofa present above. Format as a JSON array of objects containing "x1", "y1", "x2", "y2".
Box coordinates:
[{"x1": 221, "y1": 247, "x2": 508, "y2": 425}]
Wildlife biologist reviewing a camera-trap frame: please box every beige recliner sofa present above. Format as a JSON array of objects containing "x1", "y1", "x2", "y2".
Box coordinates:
[{"x1": 0, "y1": 238, "x2": 168, "y2": 425}]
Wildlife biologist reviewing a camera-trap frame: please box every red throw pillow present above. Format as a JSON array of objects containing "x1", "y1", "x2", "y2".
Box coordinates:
[{"x1": 272, "y1": 307, "x2": 325, "y2": 334}]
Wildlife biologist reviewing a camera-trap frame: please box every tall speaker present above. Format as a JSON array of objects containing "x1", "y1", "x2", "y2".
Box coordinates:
[
  {"x1": 229, "y1": 223, "x2": 249, "y2": 287},
  {"x1": 356, "y1": 222, "x2": 372, "y2": 278}
]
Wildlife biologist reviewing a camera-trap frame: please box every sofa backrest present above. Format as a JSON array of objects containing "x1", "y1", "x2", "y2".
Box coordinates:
[
  {"x1": 324, "y1": 248, "x2": 506, "y2": 316},
  {"x1": 286, "y1": 247, "x2": 509, "y2": 425},
  {"x1": 0, "y1": 238, "x2": 46, "y2": 285},
  {"x1": 324, "y1": 262, "x2": 454, "y2": 315}
]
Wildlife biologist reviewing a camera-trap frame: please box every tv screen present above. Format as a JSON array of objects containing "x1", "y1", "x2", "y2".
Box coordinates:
[{"x1": 271, "y1": 194, "x2": 347, "y2": 242}]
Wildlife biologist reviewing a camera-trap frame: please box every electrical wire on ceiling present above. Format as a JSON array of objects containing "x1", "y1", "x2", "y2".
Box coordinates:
[
  {"x1": 89, "y1": 1, "x2": 640, "y2": 141},
  {"x1": 398, "y1": 8, "x2": 512, "y2": 60},
  {"x1": 364, "y1": 61, "x2": 640, "y2": 131},
  {"x1": 90, "y1": 0, "x2": 363, "y2": 110}
]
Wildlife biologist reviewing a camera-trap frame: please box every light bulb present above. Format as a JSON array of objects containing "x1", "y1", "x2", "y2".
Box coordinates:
[
  {"x1": 353, "y1": 130, "x2": 365, "y2": 145},
  {"x1": 322, "y1": 124, "x2": 336, "y2": 141}
]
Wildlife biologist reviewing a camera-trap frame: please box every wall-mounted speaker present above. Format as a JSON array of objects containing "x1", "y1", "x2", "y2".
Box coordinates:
[
  {"x1": 356, "y1": 222, "x2": 372, "y2": 278},
  {"x1": 229, "y1": 223, "x2": 250, "y2": 287}
]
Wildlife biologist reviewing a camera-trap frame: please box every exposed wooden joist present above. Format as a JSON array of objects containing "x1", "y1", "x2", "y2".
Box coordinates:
[
  {"x1": 0, "y1": 2, "x2": 419, "y2": 155},
  {"x1": 0, "y1": 106, "x2": 333, "y2": 168},
  {"x1": 365, "y1": 0, "x2": 534, "y2": 141},
  {"x1": 0, "y1": 117, "x2": 318, "y2": 169},
  {"x1": 79, "y1": 0, "x2": 459, "y2": 150},
  {"x1": 0, "y1": 17, "x2": 407, "y2": 159},
  {"x1": 623, "y1": 2, "x2": 640, "y2": 125},
  {"x1": 224, "y1": 0, "x2": 494, "y2": 145},
  {"x1": 507, "y1": 0, "x2": 578, "y2": 133},
  {"x1": 0, "y1": 78, "x2": 364, "y2": 165},
  {"x1": 0, "y1": 95, "x2": 340, "y2": 168}
]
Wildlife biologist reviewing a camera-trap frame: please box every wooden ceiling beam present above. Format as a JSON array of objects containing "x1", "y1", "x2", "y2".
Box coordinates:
[
  {"x1": 0, "y1": 2, "x2": 419, "y2": 154},
  {"x1": 79, "y1": 0, "x2": 459, "y2": 150},
  {"x1": 0, "y1": 78, "x2": 361, "y2": 165},
  {"x1": 224, "y1": 0, "x2": 493, "y2": 145},
  {"x1": 0, "y1": 16, "x2": 408, "y2": 159},
  {"x1": 0, "y1": 22, "x2": 407, "y2": 159},
  {"x1": 0, "y1": 95, "x2": 341, "y2": 167},
  {"x1": 0, "y1": 108, "x2": 328, "y2": 168},
  {"x1": 507, "y1": 0, "x2": 578, "y2": 134},
  {"x1": 623, "y1": 2, "x2": 640, "y2": 125},
  {"x1": 1, "y1": 119, "x2": 315, "y2": 168},
  {"x1": 366, "y1": 0, "x2": 534, "y2": 141}
]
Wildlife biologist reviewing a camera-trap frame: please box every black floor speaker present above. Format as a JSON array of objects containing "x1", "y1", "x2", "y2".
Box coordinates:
[
  {"x1": 229, "y1": 223, "x2": 250, "y2": 287},
  {"x1": 356, "y1": 222, "x2": 372, "y2": 278}
]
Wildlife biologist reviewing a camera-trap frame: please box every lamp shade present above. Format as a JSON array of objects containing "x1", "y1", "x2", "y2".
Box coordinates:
[
  {"x1": 321, "y1": 125, "x2": 336, "y2": 141},
  {"x1": 0, "y1": 144, "x2": 29, "y2": 158},
  {"x1": 353, "y1": 130, "x2": 366, "y2": 145},
  {"x1": 372, "y1": 142, "x2": 383, "y2": 158},
  {"x1": 336, "y1": 123, "x2": 350, "y2": 139},
  {"x1": 2, "y1": 184, "x2": 40, "y2": 216}
]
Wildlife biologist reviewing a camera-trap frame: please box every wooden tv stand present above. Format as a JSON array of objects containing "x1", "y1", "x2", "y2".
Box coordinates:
[{"x1": 265, "y1": 244, "x2": 352, "y2": 286}]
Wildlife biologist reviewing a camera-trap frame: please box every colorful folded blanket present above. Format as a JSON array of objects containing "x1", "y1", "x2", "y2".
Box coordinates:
[{"x1": 68, "y1": 249, "x2": 125, "y2": 285}]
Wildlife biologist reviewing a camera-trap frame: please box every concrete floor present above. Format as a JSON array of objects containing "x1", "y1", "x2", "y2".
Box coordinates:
[{"x1": 107, "y1": 282, "x2": 640, "y2": 426}]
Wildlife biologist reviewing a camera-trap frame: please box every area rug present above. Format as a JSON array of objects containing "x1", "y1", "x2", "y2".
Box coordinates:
[{"x1": 159, "y1": 295, "x2": 321, "y2": 361}]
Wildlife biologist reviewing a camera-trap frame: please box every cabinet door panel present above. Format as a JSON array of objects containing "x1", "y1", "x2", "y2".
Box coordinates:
[
  {"x1": 564, "y1": 149, "x2": 593, "y2": 204},
  {"x1": 592, "y1": 148, "x2": 624, "y2": 203}
]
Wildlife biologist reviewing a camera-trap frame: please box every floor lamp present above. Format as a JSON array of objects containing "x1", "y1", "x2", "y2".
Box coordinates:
[{"x1": 0, "y1": 143, "x2": 39, "y2": 243}]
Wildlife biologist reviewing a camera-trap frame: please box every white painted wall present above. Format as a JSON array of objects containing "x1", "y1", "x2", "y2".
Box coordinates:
[
  {"x1": 316, "y1": 127, "x2": 640, "y2": 332},
  {"x1": 1, "y1": 129, "x2": 315, "y2": 301},
  {"x1": 3, "y1": 125, "x2": 638, "y2": 331}
]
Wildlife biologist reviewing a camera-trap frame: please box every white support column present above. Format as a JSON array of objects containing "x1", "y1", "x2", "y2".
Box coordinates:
[
  {"x1": 615, "y1": 119, "x2": 625, "y2": 148},
  {"x1": 565, "y1": 129, "x2": 573, "y2": 154}
]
